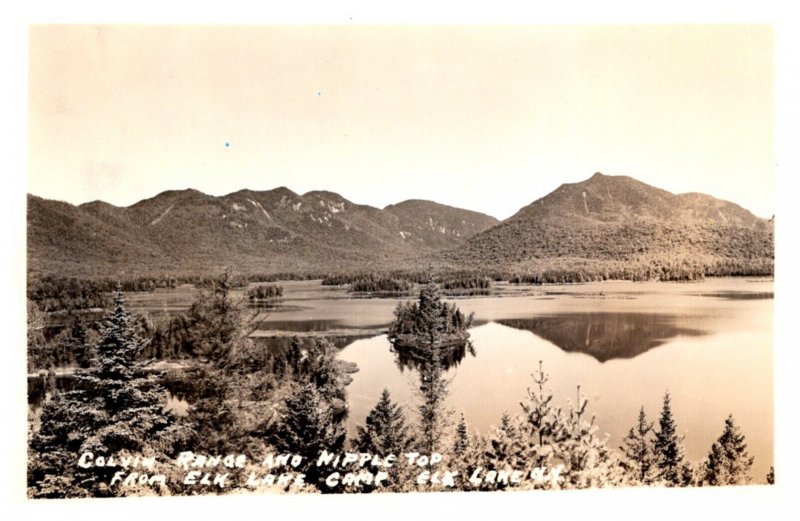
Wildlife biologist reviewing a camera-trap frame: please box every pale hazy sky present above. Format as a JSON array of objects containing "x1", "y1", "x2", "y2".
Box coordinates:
[{"x1": 28, "y1": 25, "x2": 774, "y2": 220}]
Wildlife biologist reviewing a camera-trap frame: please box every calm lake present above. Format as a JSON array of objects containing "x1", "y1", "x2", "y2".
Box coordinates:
[{"x1": 29, "y1": 278, "x2": 774, "y2": 482}]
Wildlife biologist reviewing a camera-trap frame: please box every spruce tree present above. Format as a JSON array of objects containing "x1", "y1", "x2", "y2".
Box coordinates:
[
  {"x1": 418, "y1": 277, "x2": 446, "y2": 345},
  {"x1": 64, "y1": 317, "x2": 92, "y2": 368},
  {"x1": 183, "y1": 274, "x2": 257, "y2": 453},
  {"x1": 652, "y1": 391, "x2": 691, "y2": 486},
  {"x1": 301, "y1": 338, "x2": 349, "y2": 404},
  {"x1": 485, "y1": 412, "x2": 522, "y2": 465},
  {"x1": 518, "y1": 361, "x2": 565, "y2": 456},
  {"x1": 703, "y1": 415, "x2": 754, "y2": 486},
  {"x1": 448, "y1": 414, "x2": 485, "y2": 492},
  {"x1": 556, "y1": 385, "x2": 625, "y2": 489},
  {"x1": 481, "y1": 412, "x2": 527, "y2": 488},
  {"x1": 268, "y1": 382, "x2": 346, "y2": 491},
  {"x1": 505, "y1": 360, "x2": 574, "y2": 490},
  {"x1": 352, "y1": 389, "x2": 415, "y2": 493},
  {"x1": 416, "y1": 353, "x2": 453, "y2": 455},
  {"x1": 500, "y1": 411, "x2": 518, "y2": 439},
  {"x1": 353, "y1": 389, "x2": 413, "y2": 455},
  {"x1": 185, "y1": 365, "x2": 238, "y2": 454},
  {"x1": 620, "y1": 406, "x2": 657, "y2": 484},
  {"x1": 453, "y1": 414, "x2": 469, "y2": 456},
  {"x1": 185, "y1": 273, "x2": 241, "y2": 362},
  {"x1": 28, "y1": 289, "x2": 188, "y2": 498}
]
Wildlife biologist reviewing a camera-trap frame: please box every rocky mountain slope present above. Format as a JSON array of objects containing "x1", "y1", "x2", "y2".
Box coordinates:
[
  {"x1": 27, "y1": 172, "x2": 774, "y2": 279},
  {"x1": 442, "y1": 173, "x2": 773, "y2": 276},
  {"x1": 27, "y1": 188, "x2": 498, "y2": 278}
]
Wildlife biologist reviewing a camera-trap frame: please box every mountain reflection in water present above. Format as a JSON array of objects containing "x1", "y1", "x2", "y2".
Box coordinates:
[{"x1": 497, "y1": 313, "x2": 706, "y2": 362}]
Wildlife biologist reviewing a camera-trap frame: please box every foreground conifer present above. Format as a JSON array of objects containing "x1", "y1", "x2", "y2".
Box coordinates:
[
  {"x1": 620, "y1": 406, "x2": 657, "y2": 485},
  {"x1": 652, "y1": 391, "x2": 692, "y2": 486},
  {"x1": 28, "y1": 289, "x2": 188, "y2": 498},
  {"x1": 703, "y1": 415, "x2": 754, "y2": 486}
]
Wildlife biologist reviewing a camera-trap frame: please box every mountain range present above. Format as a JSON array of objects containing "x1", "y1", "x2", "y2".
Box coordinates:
[
  {"x1": 27, "y1": 173, "x2": 773, "y2": 279},
  {"x1": 27, "y1": 186, "x2": 498, "y2": 278}
]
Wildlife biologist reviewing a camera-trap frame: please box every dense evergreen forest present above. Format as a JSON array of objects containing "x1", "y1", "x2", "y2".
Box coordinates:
[
  {"x1": 28, "y1": 257, "x2": 773, "y2": 316},
  {"x1": 388, "y1": 279, "x2": 474, "y2": 346},
  {"x1": 27, "y1": 276, "x2": 768, "y2": 497},
  {"x1": 246, "y1": 284, "x2": 284, "y2": 301}
]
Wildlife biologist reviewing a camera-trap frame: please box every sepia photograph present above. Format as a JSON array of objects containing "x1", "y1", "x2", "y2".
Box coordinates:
[{"x1": 8, "y1": 4, "x2": 797, "y2": 517}]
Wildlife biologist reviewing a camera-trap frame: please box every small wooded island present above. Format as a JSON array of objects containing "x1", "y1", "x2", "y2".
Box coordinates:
[{"x1": 388, "y1": 278, "x2": 474, "y2": 352}]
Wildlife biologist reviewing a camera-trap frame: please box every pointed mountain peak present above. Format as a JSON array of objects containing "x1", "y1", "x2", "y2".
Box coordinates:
[{"x1": 579, "y1": 171, "x2": 636, "y2": 185}]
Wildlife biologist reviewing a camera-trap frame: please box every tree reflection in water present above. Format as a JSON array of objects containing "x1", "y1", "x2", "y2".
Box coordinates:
[{"x1": 390, "y1": 339, "x2": 476, "y2": 373}]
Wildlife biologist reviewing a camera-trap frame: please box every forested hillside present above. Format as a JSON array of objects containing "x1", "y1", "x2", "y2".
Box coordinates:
[
  {"x1": 27, "y1": 173, "x2": 773, "y2": 281},
  {"x1": 27, "y1": 189, "x2": 497, "y2": 278},
  {"x1": 442, "y1": 173, "x2": 773, "y2": 280}
]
